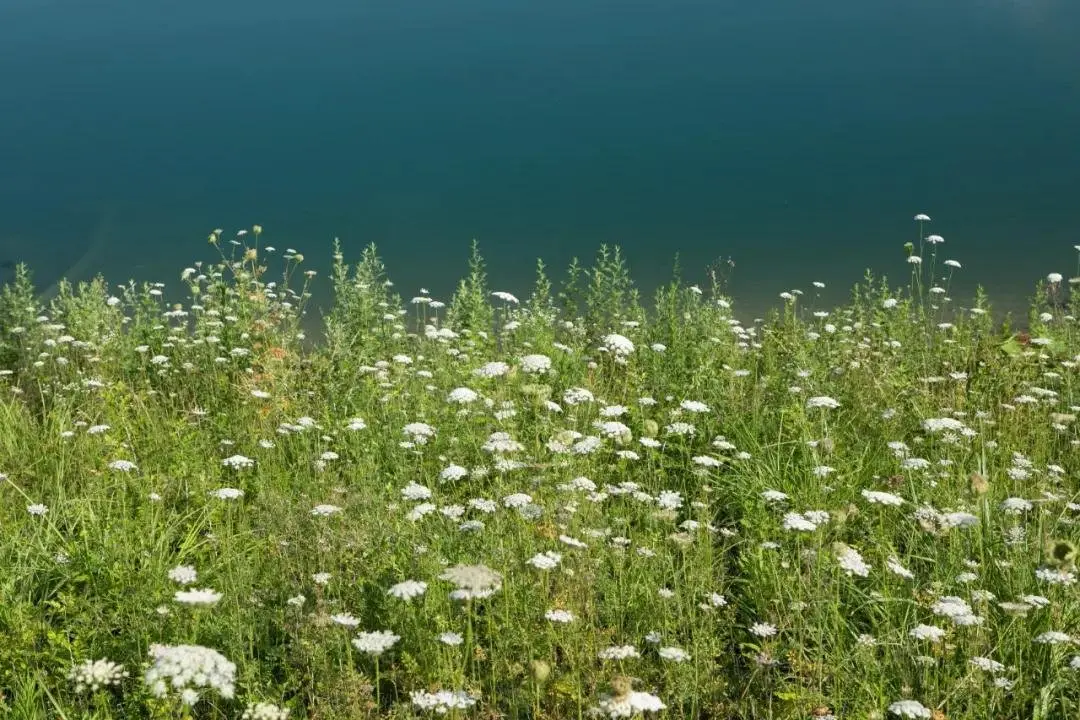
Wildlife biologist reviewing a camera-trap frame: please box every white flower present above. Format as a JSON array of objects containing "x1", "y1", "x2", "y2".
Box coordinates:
[
  {"x1": 174, "y1": 588, "x2": 222, "y2": 606},
  {"x1": 863, "y1": 489, "x2": 904, "y2": 506},
  {"x1": 909, "y1": 624, "x2": 946, "y2": 642},
  {"x1": 351, "y1": 630, "x2": 401, "y2": 656},
  {"x1": 411, "y1": 689, "x2": 478, "y2": 714},
  {"x1": 680, "y1": 399, "x2": 710, "y2": 413},
  {"x1": 969, "y1": 656, "x2": 1006, "y2": 673},
  {"x1": 439, "y1": 632, "x2": 463, "y2": 645},
  {"x1": 242, "y1": 702, "x2": 291, "y2": 720},
  {"x1": 658, "y1": 646, "x2": 691, "y2": 662},
  {"x1": 806, "y1": 396, "x2": 840, "y2": 409},
  {"x1": 527, "y1": 551, "x2": 562, "y2": 570},
  {"x1": 211, "y1": 487, "x2": 244, "y2": 500},
  {"x1": 545, "y1": 609, "x2": 575, "y2": 623},
  {"x1": 1048, "y1": 273, "x2": 1063, "y2": 283},
  {"x1": 68, "y1": 658, "x2": 128, "y2": 693},
  {"x1": 502, "y1": 492, "x2": 533, "y2": 508},
  {"x1": 311, "y1": 504, "x2": 342, "y2": 517},
  {"x1": 330, "y1": 613, "x2": 361, "y2": 627},
  {"x1": 1001, "y1": 497, "x2": 1032, "y2": 514},
  {"x1": 388, "y1": 580, "x2": 428, "y2": 601},
  {"x1": 886, "y1": 557, "x2": 915, "y2": 580},
  {"x1": 656, "y1": 490, "x2": 683, "y2": 511},
  {"x1": 144, "y1": 644, "x2": 235, "y2": 702},
  {"x1": 27, "y1": 503, "x2": 48, "y2": 516},
  {"x1": 750, "y1": 622, "x2": 777, "y2": 638},
  {"x1": 473, "y1": 361, "x2": 510, "y2": 378},
  {"x1": 221, "y1": 455, "x2": 255, "y2": 469},
  {"x1": 1035, "y1": 631, "x2": 1073, "y2": 645},
  {"x1": 595, "y1": 691, "x2": 666, "y2": 718},
  {"x1": 168, "y1": 565, "x2": 198, "y2": 585},
  {"x1": 602, "y1": 334, "x2": 635, "y2": 356},
  {"x1": 836, "y1": 546, "x2": 870, "y2": 577},
  {"x1": 598, "y1": 645, "x2": 640, "y2": 660},
  {"x1": 401, "y1": 482, "x2": 433, "y2": 501},
  {"x1": 447, "y1": 387, "x2": 479, "y2": 404},
  {"x1": 520, "y1": 354, "x2": 552, "y2": 374},
  {"x1": 888, "y1": 700, "x2": 931, "y2": 718},
  {"x1": 782, "y1": 512, "x2": 818, "y2": 532},
  {"x1": 108, "y1": 459, "x2": 138, "y2": 472}
]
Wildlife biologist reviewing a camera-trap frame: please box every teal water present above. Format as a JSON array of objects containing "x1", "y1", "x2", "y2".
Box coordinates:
[{"x1": 1, "y1": 0, "x2": 1078, "y2": 313}]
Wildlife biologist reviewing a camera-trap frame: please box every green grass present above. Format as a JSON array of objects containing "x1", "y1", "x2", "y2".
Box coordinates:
[{"x1": 3, "y1": 224, "x2": 1080, "y2": 719}]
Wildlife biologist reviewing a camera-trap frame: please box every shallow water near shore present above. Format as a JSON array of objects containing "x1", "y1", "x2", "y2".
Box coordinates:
[{"x1": 1, "y1": 0, "x2": 1079, "y2": 316}]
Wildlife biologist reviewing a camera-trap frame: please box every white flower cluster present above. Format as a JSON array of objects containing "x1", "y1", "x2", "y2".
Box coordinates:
[
  {"x1": 143, "y1": 644, "x2": 236, "y2": 704},
  {"x1": 594, "y1": 690, "x2": 666, "y2": 718},
  {"x1": 410, "y1": 689, "x2": 478, "y2": 713},
  {"x1": 242, "y1": 701, "x2": 291, "y2": 720},
  {"x1": 68, "y1": 658, "x2": 128, "y2": 693},
  {"x1": 351, "y1": 630, "x2": 400, "y2": 656}
]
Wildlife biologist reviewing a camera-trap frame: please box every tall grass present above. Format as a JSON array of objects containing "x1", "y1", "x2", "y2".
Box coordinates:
[{"x1": 2, "y1": 221, "x2": 1080, "y2": 719}]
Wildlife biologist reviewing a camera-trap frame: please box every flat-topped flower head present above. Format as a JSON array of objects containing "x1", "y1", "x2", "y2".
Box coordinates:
[{"x1": 351, "y1": 630, "x2": 400, "y2": 656}]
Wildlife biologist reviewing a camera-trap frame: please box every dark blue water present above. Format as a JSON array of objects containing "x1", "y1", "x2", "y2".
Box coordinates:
[{"x1": 2, "y1": 0, "x2": 1078, "y2": 312}]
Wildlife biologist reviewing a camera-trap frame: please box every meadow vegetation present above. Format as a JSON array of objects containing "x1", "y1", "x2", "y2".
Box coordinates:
[{"x1": 4, "y1": 220, "x2": 1080, "y2": 719}]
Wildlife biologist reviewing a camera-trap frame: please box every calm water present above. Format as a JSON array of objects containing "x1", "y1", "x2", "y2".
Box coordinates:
[{"x1": 1, "y1": 0, "x2": 1078, "y2": 314}]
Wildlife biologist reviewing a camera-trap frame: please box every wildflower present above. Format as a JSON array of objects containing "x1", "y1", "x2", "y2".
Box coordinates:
[
  {"x1": 887, "y1": 700, "x2": 931, "y2": 718},
  {"x1": 969, "y1": 656, "x2": 1006, "y2": 673},
  {"x1": 602, "y1": 334, "x2": 635, "y2": 356},
  {"x1": 221, "y1": 455, "x2": 255, "y2": 469},
  {"x1": 168, "y1": 565, "x2": 198, "y2": 585},
  {"x1": 806, "y1": 396, "x2": 840, "y2": 409},
  {"x1": 886, "y1": 557, "x2": 915, "y2": 580},
  {"x1": 1034, "y1": 631, "x2": 1073, "y2": 645},
  {"x1": 108, "y1": 459, "x2": 138, "y2": 472},
  {"x1": 909, "y1": 624, "x2": 946, "y2": 642},
  {"x1": 69, "y1": 659, "x2": 128, "y2": 693},
  {"x1": 527, "y1": 551, "x2": 562, "y2": 570},
  {"x1": 401, "y1": 482, "x2": 433, "y2": 501},
  {"x1": 658, "y1": 646, "x2": 691, "y2": 662},
  {"x1": 27, "y1": 503, "x2": 48, "y2": 516},
  {"x1": 311, "y1": 504, "x2": 342, "y2": 517},
  {"x1": 750, "y1": 622, "x2": 778, "y2": 638},
  {"x1": 174, "y1": 588, "x2": 222, "y2": 606},
  {"x1": 546, "y1": 609, "x2": 575, "y2": 623},
  {"x1": 656, "y1": 490, "x2": 683, "y2": 510},
  {"x1": 447, "y1": 387, "x2": 479, "y2": 404},
  {"x1": 836, "y1": 545, "x2": 871, "y2": 577},
  {"x1": 598, "y1": 645, "x2": 640, "y2": 660},
  {"x1": 474, "y1": 361, "x2": 510, "y2": 378},
  {"x1": 330, "y1": 613, "x2": 361, "y2": 627},
  {"x1": 595, "y1": 689, "x2": 666, "y2": 718},
  {"x1": 439, "y1": 632, "x2": 464, "y2": 645},
  {"x1": 144, "y1": 644, "x2": 236, "y2": 703},
  {"x1": 783, "y1": 512, "x2": 818, "y2": 532},
  {"x1": 211, "y1": 488, "x2": 244, "y2": 500},
  {"x1": 862, "y1": 489, "x2": 904, "y2": 506},
  {"x1": 387, "y1": 580, "x2": 428, "y2": 601},
  {"x1": 242, "y1": 702, "x2": 291, "y2": 720},
  {"x1": 411, "y1": 689, "x2": 478, "y2": 713},
  {"x1": 520, "y1": 354, "x2": 552, "y2": 374},
  {"x1": 351, "y1": 630, "x2": 401, "y2": 656},
  {"x1": 439, "y1": 563, "x2": 503, "y2": 600},
  {"x1": 680, "y1": 399, "x2": 710, "y2": 413}
]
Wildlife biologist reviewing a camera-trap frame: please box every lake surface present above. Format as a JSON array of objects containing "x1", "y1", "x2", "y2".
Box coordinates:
[{"x1": 1, "y1": 0, "x2": 1078, "y2": 315}]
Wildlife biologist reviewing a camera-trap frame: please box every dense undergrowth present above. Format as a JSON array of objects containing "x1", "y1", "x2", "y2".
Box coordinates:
[{"x1": 3, "y1": 221, "x2": 1080, "y2": 719}]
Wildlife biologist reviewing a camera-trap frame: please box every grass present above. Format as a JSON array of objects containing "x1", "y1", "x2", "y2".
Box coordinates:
[{"x1": 2, "y1": 222, "x2": 1080, "y2": 719}]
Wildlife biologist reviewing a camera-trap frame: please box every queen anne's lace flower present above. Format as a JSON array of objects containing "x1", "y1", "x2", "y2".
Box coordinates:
[
  {"x1": 144, "y1": 644, "x2": 236, "y2": 703},
  {"x1": 69, "y1": 658, "x2": 128, "y2": 693}
]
